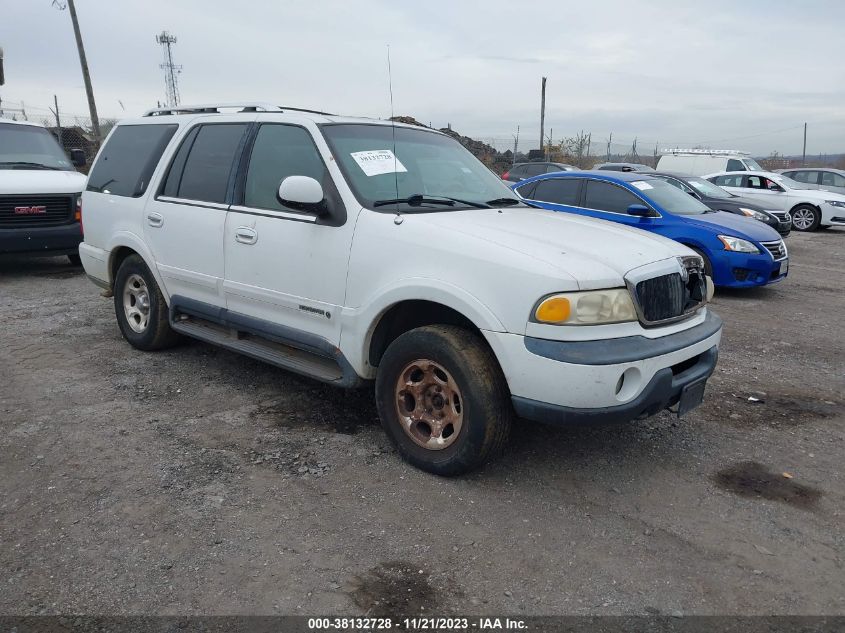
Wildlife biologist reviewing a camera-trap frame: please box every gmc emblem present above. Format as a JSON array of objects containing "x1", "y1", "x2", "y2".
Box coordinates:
[{"x1": 14, "y1": 206, "x2": 47, "y2": 215}]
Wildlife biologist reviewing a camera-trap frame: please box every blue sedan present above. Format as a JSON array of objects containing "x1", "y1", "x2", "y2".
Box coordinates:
[{"x1": 512, "y1": 171, "x2": 788, "y2": 288}]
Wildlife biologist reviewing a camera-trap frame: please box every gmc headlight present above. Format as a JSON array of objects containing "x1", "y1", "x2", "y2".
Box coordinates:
[
  {"x1": 718, "y1": 235, "x2": 760, "y2": 254},
  {"x1": 825, "y1": 200, "x2": 845, "y2": 208},
  {"x1": 739, "y1": 207, "x2": 770, "y2": 222},
  {"x1": 533, "y1": 288, "x2": 637, "y2": 325}
]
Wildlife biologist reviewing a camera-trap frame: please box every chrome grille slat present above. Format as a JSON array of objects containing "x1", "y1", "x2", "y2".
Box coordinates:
[{"x1": 761, "y1": 239, "x2": 787, "y2": 261}]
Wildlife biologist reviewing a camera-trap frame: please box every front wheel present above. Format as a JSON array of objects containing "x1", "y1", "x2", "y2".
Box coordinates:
[
  {"x1": 790, "y1": 205, "x2": 820, "y2": 231},
  {"x1": 113, "y1": 255, "x2": 181, "y2": 351},
  {"x1": 375, "y1": 325, "x2": 512, "y2": 476}
]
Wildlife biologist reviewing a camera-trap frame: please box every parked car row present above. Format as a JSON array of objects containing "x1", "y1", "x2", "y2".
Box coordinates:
[{"x1": 1, "y1": 106, "x2": 838, "y2": 475}]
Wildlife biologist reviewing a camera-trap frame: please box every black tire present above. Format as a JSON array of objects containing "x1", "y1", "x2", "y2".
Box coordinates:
[
  {"x1": 790, "y1": 205, "x2": 821, "y2": 232},
  {"x1": 113, "y1": 254, "x2": 181, "y2": 351},
  {"x1": 67, "y1": 253, "x2": 82, "y2": 266},
  {"x1": 689, "y1": 247, "x2": 713, "y2": 278},
  {"x1": 375, "y1": 325, "x2": 512, "y2": 476}
]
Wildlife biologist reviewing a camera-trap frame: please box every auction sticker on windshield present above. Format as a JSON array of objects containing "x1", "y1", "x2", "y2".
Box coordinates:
[{"x1": 350, "y1": 150, "x2": 408, "y2": 177}]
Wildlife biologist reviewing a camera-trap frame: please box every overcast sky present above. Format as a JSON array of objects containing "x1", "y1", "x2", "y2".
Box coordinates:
[{"x1": 2, "y1": 0, "x2": 844, "y2": 155}]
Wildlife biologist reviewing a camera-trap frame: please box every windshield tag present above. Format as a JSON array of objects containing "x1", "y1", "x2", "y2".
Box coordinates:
[
  {"x1": 350, "y1": 150, "x2": 408, "y2": 177},
  {"x1": 631, "y1": 180, "x2": 653, "y2": 190}
]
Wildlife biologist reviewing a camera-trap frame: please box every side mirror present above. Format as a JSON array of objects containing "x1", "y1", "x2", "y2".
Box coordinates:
[
  {"x1": 70, "y1": 148, "x2": 86, "y2": 168},
  {"x1": 627, "y1": 204, "x2": 652, "y2": 217},
  {"x1": 277, "y1": 176, "x2": 328, "y2": 215}
]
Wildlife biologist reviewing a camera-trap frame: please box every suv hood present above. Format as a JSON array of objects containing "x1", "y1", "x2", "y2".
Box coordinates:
[
  {"x1": 0, "y1": 169, "x2": 87, "y2": 195},
  {"x1": 415, "y1": 207, "x2": 692, "y2": 290},
  {"x1": 685, "y1": 210, "x2": 781, "y2": 242}
]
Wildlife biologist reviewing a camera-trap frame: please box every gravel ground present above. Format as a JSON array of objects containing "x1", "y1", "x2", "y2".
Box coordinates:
[{"x1": 1, "y1": 229, "x2": 843, "y2": 617}]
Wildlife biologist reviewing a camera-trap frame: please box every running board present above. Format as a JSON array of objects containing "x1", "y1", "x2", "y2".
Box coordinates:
[{"x1": 171, "y1": 315, "x2": 345, "y2": 384}]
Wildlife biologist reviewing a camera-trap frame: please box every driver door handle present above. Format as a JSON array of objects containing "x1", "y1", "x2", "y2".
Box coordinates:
[{"x1": 234, "y1": 227, "x2": 258, "y2": 245}]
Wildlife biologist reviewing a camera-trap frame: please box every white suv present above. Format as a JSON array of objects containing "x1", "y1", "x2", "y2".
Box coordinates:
[{"x1": 79, "y1": 103, "x2": 722, "y2": 475}]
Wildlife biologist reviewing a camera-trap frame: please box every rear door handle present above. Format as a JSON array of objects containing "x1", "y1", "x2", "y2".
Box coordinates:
[
  {"x1": 234, "y1": 227, "x2": 258, "y2": 245},
  {"x1": 146, "y1": 212, "x2": 163, "y2": 228}
]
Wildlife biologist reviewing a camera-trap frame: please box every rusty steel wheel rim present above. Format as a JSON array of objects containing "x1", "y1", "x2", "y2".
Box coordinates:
[{"x1": 394, "y1": 359, "x2": 464, "y2": 451}]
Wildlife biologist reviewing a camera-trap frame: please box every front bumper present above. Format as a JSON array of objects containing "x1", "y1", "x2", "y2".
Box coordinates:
[
  {"x1": 712, "y1": 251, "x2": 787, "y2": 288},
  {"x1": 0, "y1": 222, "x2": 83, "y2": 256},
  {"x1": 483, "y1": 311, "x2": 722, "y2": 425}
]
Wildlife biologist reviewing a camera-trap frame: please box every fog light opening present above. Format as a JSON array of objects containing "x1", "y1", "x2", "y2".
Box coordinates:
[
  {"x1": 615, "y1": 367, "x2": 643, "y2": 402},
  {"x1": 615, "y1": 374, "x2": 625, "y2": 395}
]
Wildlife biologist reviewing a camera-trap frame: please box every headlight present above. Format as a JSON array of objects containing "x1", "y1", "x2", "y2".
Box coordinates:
[
  {"x1": 533, "y1": 288, "x2": 637, "y2": 325},
  {"x1": 739, "y1": 207, "x2": 771, "y2": 222},
  {"x1": 718, "y1": 235, "x2": 760, "y2": 254},
  {"x1": 825, "y1": 200, "x2": 845, "y2": 208}
]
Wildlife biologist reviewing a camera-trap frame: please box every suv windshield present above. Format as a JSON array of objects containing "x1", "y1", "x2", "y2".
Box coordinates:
[
  {"x1": 634, "y1": 178, "x2": 711, "y2": 215},
  {"x1": 0, "y1": 122, "x2": 73, "y2": 170},
  {"x1": 321, "y1": 124, "x2": 523, "y2": 211},
  {"x1": 743, "y1": 158, "x2": 763, "y2": 170},
  {"x1": 685, "y1": 176, "x2": 733, "y2": 199}
]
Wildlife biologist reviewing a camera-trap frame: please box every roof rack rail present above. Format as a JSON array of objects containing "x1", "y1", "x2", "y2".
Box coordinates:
[
  {"x1": 143, "y1": 102, "x2": 334, "y2": 117},
  {"x1": 660, "y1": 148, "x2": 750, "y2": 156}
]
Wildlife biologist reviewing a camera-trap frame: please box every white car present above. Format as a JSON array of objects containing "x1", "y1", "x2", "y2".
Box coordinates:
[
  {"x1": 705, "y1": 170, "x2": 845, "y2": 232},
  {"x1": 79, "y1": 102, "x2": 722, "y2": 475},
  {"x1": 657, "y1": 149, "x2": 763, "y2": 176},
  {"x1": 0, "y1": 118, "x2": 88, "y2": 263}
]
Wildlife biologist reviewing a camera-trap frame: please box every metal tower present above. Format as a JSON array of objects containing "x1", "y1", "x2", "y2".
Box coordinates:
[{"x1": 156, "y1": 31, "x2": 181, "y2": 107}]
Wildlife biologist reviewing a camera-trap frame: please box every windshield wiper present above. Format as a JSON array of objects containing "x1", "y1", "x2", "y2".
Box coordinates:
[
  {"x1": 0, "y1": 161, "x2": 60, "y2": 170},
  {"x1": 373, "y1": 194, "x2": 490, "y2": 209},
  {"x1": 485, "y1": 197, "x2": 522, "y2": 207}
]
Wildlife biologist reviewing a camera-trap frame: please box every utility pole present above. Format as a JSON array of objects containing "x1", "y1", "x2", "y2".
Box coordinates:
[
  {"x1": 802, "y1": 122, "x2": 807, "y2": 166},
  {"x1": 512, "y1": 125, "x2": 519, "y2": 166},
  {"x1": 50, "y1": 95, "x2": 63, "y2": 150},
  {"x1": 539, "y1": 76, "x2": 547, "y2": 156},
  {"x1": 606, "y1": 133, "x2": 612, "y2": 162},
  {"x1": 54, "y1": 0, "x2": 101, "y2": 139}
]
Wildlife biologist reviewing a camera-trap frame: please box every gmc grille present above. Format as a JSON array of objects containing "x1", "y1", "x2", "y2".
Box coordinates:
[
  {"x1": 634, "y1": 259, "x2": 707, "y2": 326},
  {"x1": 761, "y1": 239, "x2": 787, "y2": 261},
  {"x1": 0, "y1": 195, "x2": 74, "y2": 228}
]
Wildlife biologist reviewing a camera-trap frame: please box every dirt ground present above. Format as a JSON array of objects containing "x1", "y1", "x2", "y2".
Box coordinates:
[{"x1": 1, "y1": 229, "x2": 843, "y2": 617}]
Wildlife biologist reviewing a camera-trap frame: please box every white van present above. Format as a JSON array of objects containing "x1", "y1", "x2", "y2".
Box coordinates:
[
  {"x1": 657, "y1": 149, "x2": 763, "y2": 176},
  {"x1": 0, "y1": 119, "x2": 88, "y2": 263}
]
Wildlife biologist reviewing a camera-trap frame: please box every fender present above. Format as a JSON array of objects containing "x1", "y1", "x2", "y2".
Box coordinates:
[
  {"x1": 338, "y1": 277, "x2": 506, "y2": 376},
  {"x1": 106, "y1": 230, "x2": 171, "y2": 302}
]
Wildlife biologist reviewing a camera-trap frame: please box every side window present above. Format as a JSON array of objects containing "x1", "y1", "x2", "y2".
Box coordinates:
[
  {"x1": 525, "y1": 164, "x2": 547, "y2": 177},
  {"x1": 764, "y1": 177, "x2": 784, "y2": 192},
  {"x1": 530, "y1": 178, "x2": 581, "y2": 206},
  {"x1": 510, "y1": 165, "x2": 526, "y2": 177},
  {"x1": 87, "y1": 124, "x2": 177, "y2": 197},
  {"x1": 171, "y1": 124, "x2": 248, "y2": 204},
  {"x1": 243, "y1": 124, "x2": 327, "y2": 212},
  {"x1": 583, "y1": 180, "x2": 641, "y2": 214},
  {"x1": 822, "y1": 172, "x2": 845, "y2": 187},
  {"x1": 726, "y1": 159, "x2": 745, "y2": 171},
  {"x1": 713, "y1": 175, "x2": 741, "y2": 187},
  {"x1": 788, "y1": 170, "x2": 807, "y2": 182},
  {"x1": 660, "y1": 177, "x2": 694, "y2": 194},
  {"x1": 514, "y1": 181, "x2": 537, "y2": 199}
]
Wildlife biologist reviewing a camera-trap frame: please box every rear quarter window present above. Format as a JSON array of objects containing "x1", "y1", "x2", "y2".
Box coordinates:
[{"x1": 87, "y1": 124, "x2": 177, "y2": 197}]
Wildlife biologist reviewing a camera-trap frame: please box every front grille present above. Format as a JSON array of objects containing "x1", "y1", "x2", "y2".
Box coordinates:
[
  {"x1": 0, "y1": 195, "x2": 74, "y2": 228},
  {"x1": 771, "y1": 211, "x2": 790, "y2": 222},
  {"x1": 761, "y1": 239, "x2": 787, "y2": 261},
  {"x1": 634, "y1": 258, "x2": 707, "y2": 325}
]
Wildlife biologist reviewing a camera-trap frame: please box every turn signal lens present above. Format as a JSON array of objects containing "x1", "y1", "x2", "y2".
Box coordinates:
[{"x1": 534, "y1": 296, "x2": 571, "y2": 324}]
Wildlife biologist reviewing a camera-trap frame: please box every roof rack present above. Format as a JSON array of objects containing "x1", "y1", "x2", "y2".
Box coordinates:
[
  {"x1": 661, "y1": 148, "x2": 750, "y2": 156},
  {"x1": 142, "y1": 102, "x2": 334, "y2": 117}
]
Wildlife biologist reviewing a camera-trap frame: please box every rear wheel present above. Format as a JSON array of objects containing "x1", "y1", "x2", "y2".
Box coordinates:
[
  {"x1": 790, "y1": 205, "x2": 820, "y2": 231},
  {"x1": 375, "y1": 325, "x2": 512, "y2": 476},
  {"x1": 113, "y1": 255, "x2": 180, "y2": 351}
]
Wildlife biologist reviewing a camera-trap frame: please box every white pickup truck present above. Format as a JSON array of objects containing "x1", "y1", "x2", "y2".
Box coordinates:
[{"x1": 78, "y1": 103, "x2": 722, "y2": 475}]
